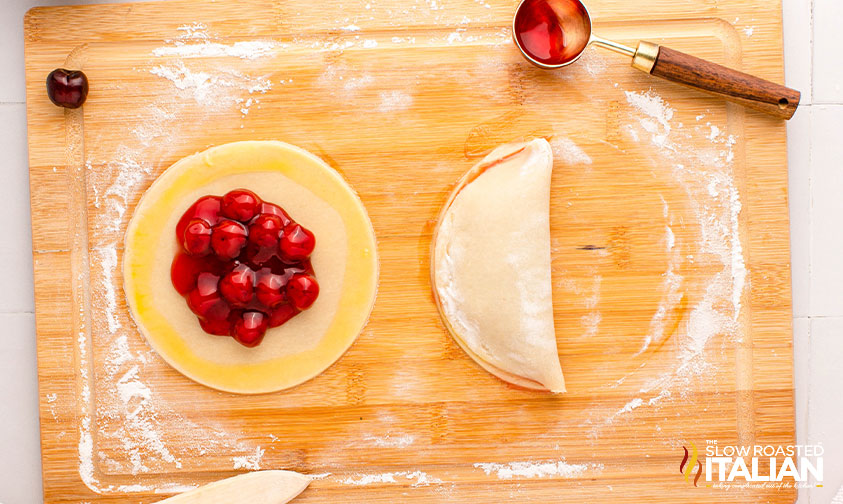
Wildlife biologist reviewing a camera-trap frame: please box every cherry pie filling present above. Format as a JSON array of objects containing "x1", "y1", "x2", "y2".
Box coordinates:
[{"x1": 170, "y1": 189, "x2": 320, "y2": 347}]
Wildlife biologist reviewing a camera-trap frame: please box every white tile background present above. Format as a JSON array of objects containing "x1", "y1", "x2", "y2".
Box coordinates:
[{"x1": 1, "y1": 0, "x2": 841, "y2": 502}]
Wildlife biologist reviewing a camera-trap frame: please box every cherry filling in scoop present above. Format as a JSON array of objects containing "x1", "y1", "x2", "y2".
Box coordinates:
[{"x1": 171, "y1": 189, "x2": 319, "y2": 347}]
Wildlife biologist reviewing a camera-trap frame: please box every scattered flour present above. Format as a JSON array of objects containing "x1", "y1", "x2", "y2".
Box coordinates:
[
  {"x1": 391, "y1": 35, "x2": 417, "y2": 44},
  {"x1": 624, "y1": 89, "x2": 744, "y2": 319},
  {"x1": 708, "y1": 124, "x2": 721, "y2": 141},
  {"x1": 605, "y1": 398, "x2": 644, "y2": 424},
  {"x1": 176, "y1": 22, "x2": 210, "y2": 40},
  {"x1": 447, "y1": 30, "x2": 464, "y2": 44},
  {"x1": 233, "y1": 447, "x2": 265, "y2": 471},
  {"x1": 341, "y1": 470, "x2": 441, "y2": 486},
  {"x1": 150, "y1": 24, "x2": 274, "y2": 116},
  {"x1": 342, "y1": 473, "x2": 399, "y2": 485},
  {"x1": 550, "y1": 135, "x2": 592, "y2": 165},
  {"x1": 597, "y1": 89, "x2": 746, "y2": 429},
  {"x1": 378, "y1": 90, "x2": 414, "y2": 113},
  {"x1": 581, "y1": 275, "x2": 602, "y2": 338},
  {"x1": 365, "y1": 433, "x2": 416, "y2": 448},
  {"x1": 150, "y1": 61, "x2": 273, "y2": 109},
  {"x1": 71, "y1": 26, "x2": 285, "y2": 492},
  {"x1": 555, "y1": 268, "x2": 603, "y2": 340},
  {"x1": 473, "y1": 459, "x2": 600, "y2": 480},
  {"x1": 581, "y1": 312, "x2": 602, "y2": 338},
  {"x1": 580, "y1": 51, "x2": 608, "y2": 77},
  {"x1": 635, "y1": 197, "x2": 683, "y2": 357},
  {"x1": 99, "y1": 246, "x2": 120, "y2": 334},
  {"x1": 155, "y1": 22, "x2": 281, "y2": 59},
  {"x1": 317, "y1": 64, "x2": 375, "y2": 99},
  {"x1": 153, "y1": 40, "x2": 280, "y2": 60},
  {"x1": 624, "y1": 90, "x2": 674, "y2": 148}
]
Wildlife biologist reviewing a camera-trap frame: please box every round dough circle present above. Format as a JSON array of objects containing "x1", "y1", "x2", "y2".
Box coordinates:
[{"x1": 124, "y1": 141, "x2": 378, "y2": 394}]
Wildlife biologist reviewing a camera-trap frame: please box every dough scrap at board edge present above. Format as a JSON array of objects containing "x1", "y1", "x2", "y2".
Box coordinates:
[
  {"x1": 431, "y1": 138, "x2": 566, "y2": 393},
  {"x1": 159, "y1": 470, "x2": 310, "y2": 503}
]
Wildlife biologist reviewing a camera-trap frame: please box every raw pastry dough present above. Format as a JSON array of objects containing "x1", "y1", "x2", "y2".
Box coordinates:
[
  {"x1": 431, "y1": 138, "x2": 565, "y2": 392},
  {"x1": 160, "y1": 470, "x2": 310, "y2": 503},
  {"x1": 124, "y1": 141, "x2": 378, "y2": 394}
]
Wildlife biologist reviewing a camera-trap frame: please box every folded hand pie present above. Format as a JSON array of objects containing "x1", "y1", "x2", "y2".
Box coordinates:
[{"x1": 431, "y1": 138, "x2": 565, "y2": 392}]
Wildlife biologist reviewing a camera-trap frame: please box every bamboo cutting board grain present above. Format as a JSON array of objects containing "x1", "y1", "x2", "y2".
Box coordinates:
[{"x1": 24, "y1": 0, "x2": 795, "y2": 502}]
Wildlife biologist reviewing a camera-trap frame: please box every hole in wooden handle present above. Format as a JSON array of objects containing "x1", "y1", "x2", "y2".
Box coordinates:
[{"x1": 778, "y1": 98, "x2": 789, "y2": 109}]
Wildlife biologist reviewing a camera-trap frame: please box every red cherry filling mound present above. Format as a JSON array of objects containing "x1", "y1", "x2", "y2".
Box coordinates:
[{"x1": 171, "y1": 189, "x2": 319, "y2": 347}]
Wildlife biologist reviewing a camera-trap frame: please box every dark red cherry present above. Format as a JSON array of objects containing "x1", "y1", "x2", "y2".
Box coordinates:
[
  {"x1": 256, "y1": 272, "x2": 287, "y2": 308},
  {"x1": 221, "y1": 189, "x2": 261, "y2": 222},
  {"x1": 187, "y1": 272, "x2": 230, "y2": 321},
  {"x1": 172, "y1": 192, "x2": 318, "y2": 345},
  {"x1": 286, "y1": 274, "x2": 319, "y2": 310},
  {"x1": 268, "y1": 304, "x2": 298, "y2": 328},
  {"x1": 259, "y1": 202, "x2": 292, "y2": 226},
  {"x1": 219, "y1": 265, "x2": 255, "y2": 307},
  {"x1": 211, "y1": 219, "x2": 248, "y2": 259},
  {"x1": 280, "y1": 223, "x2": 316, "y2": 261},
  {"x1": 241, "y1": 241, "x2": 276, "y2": 269},
  {"x1": 171, "y1": 252, "x2": 203, "y2": 295},
  {"x1": 46, "y1": 68, "x2": 89, "y2": 109},
  {"x1": 232, "y1": 311, "x2": 268, "y2": 347},
  {"x1": 199, "y1": 317, "x2": 232, "y2": 336},
  {"x1": 248, "y1": 214, "x2": 284, "y2": 248},
  {"x1": 176, "y1": 196, "x2": 221, "y2": 241},
  {"x1": 182, "y1": 218, "x2": 212, "y2": 255},
  {"x1": 171, "y1": 253, "x2": 226, "y2": 295}
]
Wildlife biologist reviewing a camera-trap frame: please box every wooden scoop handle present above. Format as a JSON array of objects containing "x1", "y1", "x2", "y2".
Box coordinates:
[{"x1": 638, "y1": 43, "x2": 800, "y2": 120}]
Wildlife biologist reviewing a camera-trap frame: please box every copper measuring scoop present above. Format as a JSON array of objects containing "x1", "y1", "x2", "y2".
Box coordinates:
[{"x1": 513, "y1": 0, "x2": 800, "y2": 120}]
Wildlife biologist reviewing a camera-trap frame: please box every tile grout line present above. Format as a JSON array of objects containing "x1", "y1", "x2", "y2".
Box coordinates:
[
  {"x1": 804, "y1": 0, "x2": 813, "y2": 341},
  {"x1": 806, "y1": 97, "x2": 813, "y2": 326},
  {"x1": 809, "y1": 0, "x2": 815, "y2": 106},
  {"x1": 805, "y1": 319, "x2": 812, "y2": 504}
]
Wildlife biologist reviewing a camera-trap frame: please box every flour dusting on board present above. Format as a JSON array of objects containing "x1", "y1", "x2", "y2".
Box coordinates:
[
  {"x1": 232, "y1": 447, "x2": 265, "y2": 470},
  {"x1": 71, "y1": 24, "x2": 288, "y2": 494},
  {"x1": 624, "y1": 91, "x2": 745, "y2": 321},
  {"x1": 591, "y1": 89, "x2": 747, "y2": 431},
  {"x1": 150, "y1": 23, "x2": 274, "y2": 115},
  {"x1": 379, "y1": 90, "x2": 414, "y2": 113},
  {"x1": 474, "y1": 459, "x2": 602, "y2": 480},
  {"x1": 149, "y1": 62, "x2": 273, "y2": 112},
  {"x1": 550, "y1": 135, "x2": 592, "y2": 165},
  {"x1": 154, "y1": 23, "x2": 282, "y2": 59},
  {"x1": 365, "y1": 433, "x2": 416, "y2": 448},
  {"x1": 624, "y1": 90, "x2": 674, "y2": 148},
  {"x1": 340, "y1": 470, "x2": 442, "y2": 486}
]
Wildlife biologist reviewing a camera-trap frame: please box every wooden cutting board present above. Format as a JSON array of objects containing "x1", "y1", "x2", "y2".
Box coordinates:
[{"x1": 24, "y1": 0, "x2": 795, "y2": 502}]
